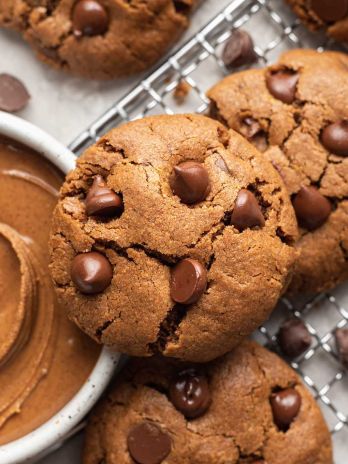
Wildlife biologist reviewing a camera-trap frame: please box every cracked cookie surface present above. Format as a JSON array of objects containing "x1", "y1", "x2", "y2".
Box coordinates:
[
  {"x1": 286, "y1": 0, "x2": 348, "y2": 43},
  {"x1": 49, "y1": 114, "x2": 297, "y2": 362},
  {"x1": 82, "y1": 341, "x2": 332, "y2": 464},
  {"x1": 0, "y1": 0, "x2": 196, "y2": 79},
  {"x1": 208, "y1": 49, "x2": 348, "y2": 294}
]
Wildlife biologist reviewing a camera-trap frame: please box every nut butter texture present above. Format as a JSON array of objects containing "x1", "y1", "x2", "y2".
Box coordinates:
[{"x1": 0, "y1": 138, "x2": 100, "y2": 445}]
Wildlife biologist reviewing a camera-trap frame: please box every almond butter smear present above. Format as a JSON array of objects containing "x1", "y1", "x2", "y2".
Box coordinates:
[{"x1": 0, "y1": 138, "x2": 100, "y2": 445}]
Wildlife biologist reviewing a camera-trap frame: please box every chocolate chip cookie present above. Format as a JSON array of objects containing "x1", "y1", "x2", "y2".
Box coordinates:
[
  {"x1": 49, "y1": 114, "x2": 298, "y2": 362},
  {"x1": 208, "y1": 49, "x2": 348, "y2": 294},
  {"x1": 0, "y1": 0, "x2": 196, "y2": 79},
  {"x1": 82, "y1": 341, "x2": 332, "y2": 464},
  {"x1": 286, "y1": 0, "x2": 348, "y2": 43}
]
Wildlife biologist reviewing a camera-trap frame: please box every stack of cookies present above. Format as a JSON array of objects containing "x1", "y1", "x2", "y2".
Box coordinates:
[{"x1": 46, "y1": 46, "x2": 348, "y2": 463}]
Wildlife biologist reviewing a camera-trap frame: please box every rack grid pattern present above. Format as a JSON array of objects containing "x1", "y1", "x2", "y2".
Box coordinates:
[{"x1": 68, "y1": 0, "x2": 348, "y2": 459}]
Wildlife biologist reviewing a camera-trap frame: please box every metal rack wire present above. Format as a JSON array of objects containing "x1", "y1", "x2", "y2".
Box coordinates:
[{"x1": 68, "y1": 0, "x2": 348, "y2": 460}]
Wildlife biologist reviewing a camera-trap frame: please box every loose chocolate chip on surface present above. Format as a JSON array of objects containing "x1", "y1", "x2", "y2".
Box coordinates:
[
  {"x1": 321, "y1": 120, "x2": 348, "y2": 157},
  {"x1": 86, "y1": 175, "x2": 123, "y2": 217},
  {"x1": 231, "y1": 189, "x2": 265, "y2": 231},
  {"x1": 72, "y1": 0, "x2": 109, "y2": 37},
  {"x1": 270, "y1": 388, "x2": 301, "y2": 431},
  {"x1": 127, "y1": 422, "x2": 171, "y2": 464},
  {"x1": 310, "y1": 0, "x2": 348, "y2": 22},
  {"x1": 0, "y1": 74, "x2": 30, "y2": 113},
  {"x1": 222, "y1": 29, "x2": 258, "y2": 69},
  {"x1": 335, "y1": 327, "x2": 348, "y2": 368},
  {"x1": 277, "y1": 318, "x2": 312, "y2": 358},
  {"x1": 71, "y1": 251, "x2": 113, "y2": 294},
  {"x1": 292, "y1": 186, "x2": 331, "y2": 231},
  {"x1": 170, "y1": 258, "x2": 207, "y2": 305},
  {"x1": 170, "y1": 161, "x2": 210, "y2": 205},
  {"x1": 265, "y1": 70, "x2": 299, "y2": 104},
  {"x1": 169, "y1": 369, "x2": 211, "y2": 418}
]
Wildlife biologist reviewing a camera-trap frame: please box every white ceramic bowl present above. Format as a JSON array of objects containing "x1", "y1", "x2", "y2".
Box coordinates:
[{"x1": 0, "y1": 111, "x2": 120, "y2": 464}]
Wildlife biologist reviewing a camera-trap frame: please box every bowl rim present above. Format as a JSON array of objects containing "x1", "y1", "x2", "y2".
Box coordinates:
[{"x1": 0, "y1": 111, "x2": 120, "y2": 463}]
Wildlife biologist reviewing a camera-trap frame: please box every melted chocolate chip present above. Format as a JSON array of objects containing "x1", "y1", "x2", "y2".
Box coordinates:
[
  {"x1": 85, "y1": 175, "x2": 123, "y2": 217},
  {"x1": 241, "y1": 117, "x2": 263, "y2": 139},
  {"x1": 71, "y1": 251, "x2": 113, "y2": 294},
  {"x1": 292, "y1": 186, "x2": 331, "y2": 231},
  {"x1": 72, "y1": 0, "x2": 109, "y2": 37},
  {"x1": 335, "y1": 327, "x2": 348, "y2": 369},
  {"x1": 265, "y1": 70, "x2": 299, "y2": 104},
  {"x1": 321, "y1": 120, "x2": 348, "y2": 157},
  {"x1": 127, "y1": 422, "x2": 171, "y2": 464},
  {"x1": 169, "y1": 369, "x2": 211, "y2": 418},
  {"x1": 170, "y1": 258, "x2": 207, "y2": 305},
  {"x1": 0, "y1": 74, "x2": 30, "y2": 113},
  {"x1": 277, "y1": 318, "x2": 312, "y2": 358},
  {"x1": 310, "y1": 0, "x2": 348, "y2": 22},
  {"x1": 170, "y1": 161, "x2": 210, "y2": 205},
  {"x1": 231, "y1": 189, "x2": 265, "y2": 231},
  {"x1": 270, "y1": 388, "x2": 301, "y2": 431},
  {"x1": 222, "y1": 29, "x2": 258, "y2": 69}
]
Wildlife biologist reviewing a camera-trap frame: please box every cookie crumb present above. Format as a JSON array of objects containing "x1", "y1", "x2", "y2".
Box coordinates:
[{"x1": 173, "y1": 80, "x2": 191, "y2": 104}]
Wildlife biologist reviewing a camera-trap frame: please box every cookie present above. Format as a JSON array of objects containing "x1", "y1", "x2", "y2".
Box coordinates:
[
  {"x1": 82, "y1": 340, "x2": 332, "y2": 464},
  {"x1": 0, "y1": 0, "x2": 196, "y2": 79},
  {"x1": 208, "y1": 49, "x2": 348, "y2": 294},
  {"x1": 49, "y1": 114, "x2": 298, "y2": 362},
  {"x1": 286, "y1": 0, "x2": 348, "y2": 43}
]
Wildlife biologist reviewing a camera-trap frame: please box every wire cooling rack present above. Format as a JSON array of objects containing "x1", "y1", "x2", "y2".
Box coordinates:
[{"x1": 68, "y1": 0, "x2": 348, "y2": 461}]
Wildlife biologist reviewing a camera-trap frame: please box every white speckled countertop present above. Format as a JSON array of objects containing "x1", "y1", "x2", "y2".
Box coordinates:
[{"x1": 0, "y1": 2, "x2": 231, "y2": 461}]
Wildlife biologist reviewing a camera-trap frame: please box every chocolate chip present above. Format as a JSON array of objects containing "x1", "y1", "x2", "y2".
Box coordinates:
[
  {"x1": 270, "y1": 388, "x2": 301, "y2": 431},
  {"x1": 72, "y1": 0, "x2": 109, "y2": 37},
  {"x1": 169, "y1": 369, "x2": 211, "y2": 418},
  {"x1": 222, "y1": 29, "x2": 258, "y2": 69},
  {"x1": 241, "y1": 117, "x2": 263, "y2": 139},
  {"x1": 0, "y1": 74, "x2": 30, "y2": 113},
  {"x1": 321, "y1": 120, "x2": 348, "y2": 157},
  {"x1": 231, "y1": 189, "x2": 265, "y2": 231},
  {"x1": 277, "y1": 319, "x2": 312, "y2": 358},
  {"x1": 170, "y1": 258, "x2": 207, "y2": 305},
  {"x1": 265, "y1": 70, "x2": 299, "y2": 104},
  {"x1": 127, "y1": 422, "x2": 171, "y2": 464},
  {"x1": 335, "y1": 327, "x2": 348, "y2": 369},
  {"x1": 310, "y1": 0, "x2": 348, "y2": 22},
  {"x1": 71, "y1": 251, "x2": 113, "y2": 294},
  {"x1": 292, "y1": 186, "x2": 331, "y2": 231},
  {"x1": 170, "y1": 161, "x2": 210, "y2": 205},
  {"x1": 86, "y1": 175, "x2": 123, "y2": 217}
]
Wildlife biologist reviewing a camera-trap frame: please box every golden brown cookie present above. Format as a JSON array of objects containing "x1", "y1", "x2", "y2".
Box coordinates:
[
  {"x1": 82, "y1": 341, "x2": 332, "y2": 464},
  {"x1": 49, "y1": 114, "x2": 298, "y2": 362},
  {"x1": 286, "y1": 0, "x2": 348, "y2": 43},
  {"x1": 0, "y1": 0, "x2": 196, "y2": 79},
  {"x1": 208, "y1": 49, "x2": 348, "y2": 294}
]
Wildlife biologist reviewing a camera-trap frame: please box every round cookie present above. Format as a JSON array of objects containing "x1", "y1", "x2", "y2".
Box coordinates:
[
  {"x1": 208, "y1": 49, "x2": 348, "y2": 294},
  {"x1": 49, "y1": 114, "x2": 298, "y2": 362},
  {"x1": 82, "y1": 341, "x2": 332, "y2": 464},
  {"x1": 0, "y1": 0, "x2": 196, "y2": 79},
  {"x1": 286, "y1": 0, "x2": 348, "y2": 43}
]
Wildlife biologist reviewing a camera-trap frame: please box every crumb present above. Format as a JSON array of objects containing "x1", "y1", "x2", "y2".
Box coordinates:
[{"x1": 173, "y1": 80, "x2": 191, "y2": 104}]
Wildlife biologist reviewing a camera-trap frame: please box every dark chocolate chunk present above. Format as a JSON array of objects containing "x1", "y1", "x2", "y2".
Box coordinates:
[
  {"x1": 292, "y1": 186, "x2": 331, "y2": 231},
  {"x1": 86, "y1": 175, "x2": 123, "y2": 217},
  {"x1": 310, "y1": 0, "x2": 348, "y2": 22},
  {"x1": 71, "y1": 251, "x2": 113, "y2": 294},
  {"x1": 170, "y1": 161, "x2": 210, "y2": 205},
  {"x1": 270, "y1": 388, "x2": 301, "y2": 431},
  {"x1": 170, "y1": 258, "x2": 207, "y2": 305},
  {"x1": 127, "y1": 422, "x2": 171, "y2": 464},
  {"x1": 72, "y1": 0, "x2": 109, "y2": 37},
  {"x1": 222, "y1": 29, "x2": 258, "y2": 69},
  {"x1": 277, "y1": 318, "x2": 312, "y2": 358},
  {"x1": 169, "y1": 369, "x2": 211, "y2": 418},
  {"x1": 335, "y1": 327, "x2": 348, "y2": 369},
  {"x1": 231, "y1": 189, "x2": 265, "y2": 231},
  {"x1": 265, "y1": 70, "x2": 299, "y2": 104},
  {"x1": 321, "y1": 120, "x2": 348, "y2": 157},
  {"x1": 0, "y1": 74, "x2": 30, "y2": 113}
]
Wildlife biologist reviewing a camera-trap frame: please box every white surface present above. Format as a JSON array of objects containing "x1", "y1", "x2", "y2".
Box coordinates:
[{"x1": 0, "y1": 1, "x2": 230, "y2": 462}]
